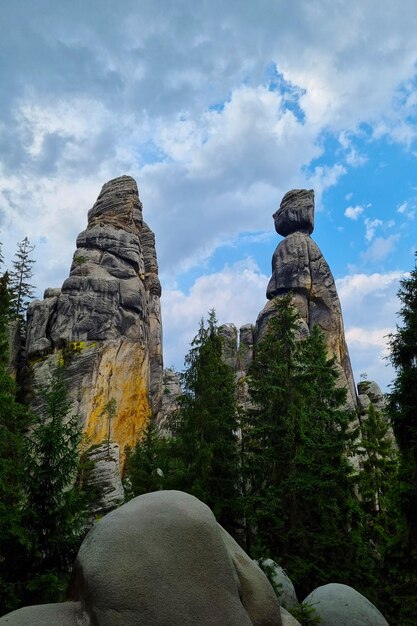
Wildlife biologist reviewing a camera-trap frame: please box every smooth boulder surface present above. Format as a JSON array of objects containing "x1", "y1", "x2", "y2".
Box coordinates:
[
  {"x1": 0, "y1": 602, "x2": 81, "y2": 625},
  {"x1": 1, "y1": 491, "x2": 283, "y2": 625},
  {"x1": 68, "y1": 490, "x2": 281, "y2": 625},
  {"x1": 304, "y1": 583, "x2": 389, "y2": 626},
  {"x1": 280, "y1": 607, "x2": 302, "y2": 626}
]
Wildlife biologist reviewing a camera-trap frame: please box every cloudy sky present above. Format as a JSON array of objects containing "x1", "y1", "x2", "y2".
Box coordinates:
[{"x1": 1, "y1": 0, "x2": 416, "y2": 390}]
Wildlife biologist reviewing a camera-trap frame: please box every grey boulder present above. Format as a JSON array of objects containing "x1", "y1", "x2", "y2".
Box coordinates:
[
  {"x1": 0, "y1": 602, "x2": 81, "y2": 625},
  {"x1": 303, "y1": 583, "x2": 389, "y2": 626},
  {"x1": 68, "y1": 490, "x2": 282, "y2": 625},
  {"x1": 0, "y1": 491, "x2": 283, "y2": 625},
  {"x1": 258, "y1": 559, "x2": 298, "y2": 611}
]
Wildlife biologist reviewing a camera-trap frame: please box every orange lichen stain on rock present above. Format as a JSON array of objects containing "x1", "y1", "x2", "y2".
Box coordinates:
[{"x1": 84, "y1": 339, "x2": 151, "y2": 469}]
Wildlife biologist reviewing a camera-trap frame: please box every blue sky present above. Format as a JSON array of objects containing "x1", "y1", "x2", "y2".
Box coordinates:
[{"x1": 1, "y1": 1, "x2": 417, "y2": 390}]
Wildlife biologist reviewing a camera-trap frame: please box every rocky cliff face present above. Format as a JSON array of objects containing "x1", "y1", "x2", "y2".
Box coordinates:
[
  {"x1": 260, "y1": 189, "x2": 357, "y2": 407},
  {"x1": 26, "y1": 176, "x2": 163, "y2": 466}
]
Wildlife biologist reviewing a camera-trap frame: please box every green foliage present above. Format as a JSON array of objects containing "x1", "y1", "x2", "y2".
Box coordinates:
[
  {"x1": 383, "y1": 253, "x2": 417, "y2": 625},
  {"x1": 22, "y1": 370, "x2": 87, "y2": 605},
  {"x1": 289, "y1": 602, "x2": 321, "y2": 626},
  {"x1": 9, "y1": 237, "x2": 35, "y2": 322},
  {"x1": 167, "y1": 310, "x2": 241, "y2": 533},
  {"x1": 355, "y1": 402, "x2": 398, "y2": 540},
  {"x1": 124, "y1": 419, "x2": 167, "y2": 498},
  {"x1": 243, "y1": 295, "x2": 371, "y2": 597},
  {"x1": 388, "y1": 255, "x2": 417, "y2": 548},
  {"x1": 0, "y1": 272, "x2": 32, "y2": 614}
]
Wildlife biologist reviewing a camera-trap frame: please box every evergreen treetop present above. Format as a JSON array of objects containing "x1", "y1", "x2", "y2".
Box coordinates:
[
  {"x1": 9, "y1": 237, "x2": 35, "y2": 322},
  {"x1": 167, "y1": 310, "x2": 241, "y2": 533},
  {"x1": 244, "y1": 294, "x2": 371, "y2": 597}
]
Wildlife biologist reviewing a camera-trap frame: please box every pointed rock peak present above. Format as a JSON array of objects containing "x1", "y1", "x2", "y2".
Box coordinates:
[
  {"x1": 273, "y1": 188, "x2": 314, "y2": 237},
  {"x1": 87, "y1": 175, "x2": 143, "y2": 234}
]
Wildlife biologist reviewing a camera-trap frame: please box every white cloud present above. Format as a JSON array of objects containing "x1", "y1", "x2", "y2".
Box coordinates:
[
  {"x1": 397, "y1": 200, "x2": 416, "y2": 219},
  {"x1": 337, "y1": 271, "x2": 407, "y2": 390},
  {"x1": 362, "y1": 235, "x2": 399, "y2": 263},
  {"x1": 344, "y1": 205, "x2": 364, "y2": 220},
  {"x1": 162, "y1": 259, "x2": 268, "y2": 369},
  {"x1": 364, "y1": 217, "x2": 383, "y2": 241}
]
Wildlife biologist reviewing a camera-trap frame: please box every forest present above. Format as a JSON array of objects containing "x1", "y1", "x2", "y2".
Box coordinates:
[{"x1": 0, "y1": 238, "x2": 416, "y2": 625}]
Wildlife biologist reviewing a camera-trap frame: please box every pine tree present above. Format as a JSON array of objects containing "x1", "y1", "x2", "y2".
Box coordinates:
[
  {"x1": 9, "y1": 237, "x2": 35, "y2": 322},
  {"x1": 22, "y1": 370, "x2": 86, "y2": 604},
  {"x1": 356, "y1": 401, "x2": 397, "y2": 530},
  {"x1": 0, "y1": 273, "x2": 32, "y2": 614},
  {"x1": 388, "y1": 256, "x2": 417, "y2": 549},
  {"x1": 167, "y1": 310, "x2": 241, "y2": 533},
  {"x1": 243, "y1": 295, "x2": 370, "y2": 597},
  {"x1": 383, "y1": 254, "x2": 417, "y2": 625},
  {"x1": 125, "y1": 419, "x2": 167, "y2": 498}
]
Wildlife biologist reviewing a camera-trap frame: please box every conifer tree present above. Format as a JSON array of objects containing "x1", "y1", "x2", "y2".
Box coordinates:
[
  {"x1": 22, "y1": 370, "x2": 86, "y2": 604},
  {"x1": 383, "y1": 254, "x2": 417, "y2": 625},
  {"x1": 9, "y1": 237, "x2": 35, "y2": 322},
  {"x1": 388, "y1": 255, "x2": 417, "y2": 549},
  {"x1": 0, "y1": 273, "x2": 31, "y2": 614},
  {"x1": 167, "y1": 310, "x2": 240, "y2": 533},
  {"x1": 125, "y1": 419, "x2": 167, "y2": 498},
  {"x1": 244, "y1": 295, "x2": 370, "y2": 597},
  {"x1": 355, "y1": 401, "x2": 397, "y2": 532}
]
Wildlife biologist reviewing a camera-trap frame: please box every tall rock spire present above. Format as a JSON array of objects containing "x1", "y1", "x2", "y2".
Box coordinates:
[
  {"x1": 26, "y1": 176, "x2": 163, "y2": 466},
  {"x1": 258, "y1": 188, "x2": 357, "y2": 407}
]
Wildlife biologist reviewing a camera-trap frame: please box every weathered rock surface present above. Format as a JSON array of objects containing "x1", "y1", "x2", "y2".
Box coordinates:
[
  {"x1": 0, "y1": 491, "x2": 283, "y2": 625},
  {"x1": 274, "y1": 189, "x2": 314, "y2": 237},
  {"x1": 303, "y1": 583, "x2": 389, "y2": 626},
  {"x1": 219, "y1": 323, "x2": 239, "y2": 370},
  {"x1": 6, "y1": 320, "x2": 21, "y2": 377},
  {"x1": 358, "y1": 380, "x2": 387, "y2": 413},
  {"x1": 262, "y1": 189, "x2": 356, "y2": 407},
  {"x1": 158, "y1": 368, "x2": 181, "y2": 430},
  {"x1": 280, "y1": 608, "x2": 302, "y2": 626},
  {"x1": 82, "y1": 443, "x2": 125, "y2": 519},
  {"x1": 26, "y1": 176, "x2": 163, "y2": 466},
  {"x1": 238, "y1": 324, "x2": 254, "y2": 371},
  {"x1": 0, "y1": 602, "x2": 81, "y2": 625},
  {"x1": 218, "y1": 526, "x2": 283, "y2": 625},
  {"x1": 258, "y1": 559, "x2": 299, "y2": 611}
]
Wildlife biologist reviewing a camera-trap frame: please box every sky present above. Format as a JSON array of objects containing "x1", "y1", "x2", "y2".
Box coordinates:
[{"x1": 1, "y1": 0, "x2": 417, "y2": 391}]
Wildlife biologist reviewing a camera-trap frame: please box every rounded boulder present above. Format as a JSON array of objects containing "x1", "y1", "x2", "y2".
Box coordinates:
[{"x1": 303, "y1": 583, "x2": 389, "y2": 626}]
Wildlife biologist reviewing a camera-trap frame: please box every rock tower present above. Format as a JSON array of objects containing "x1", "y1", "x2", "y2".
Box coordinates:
[
  {"x1": 26, "y1": 176, "x2": 163, "y2": 465},
  {"x1": 261, "y1": 188, "x2": 356, "y2": 406}
]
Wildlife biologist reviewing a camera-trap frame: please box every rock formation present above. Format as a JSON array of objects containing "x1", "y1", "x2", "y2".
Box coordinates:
[
  {"x1": 159, "y1": 368, "x2": 181, "y2": 430},
  {"x1": 303, "y1": 583, "x2": 389, "y2": 626},
  {"x1": 26, "y1": 176, "x2": 163, "y2": 468},
  {"x1": 1, "y1": 491, "x2": 283, "y2": 625},
  {"x1": 259, "y1": 189, "x2": 356, "y2": 407}
]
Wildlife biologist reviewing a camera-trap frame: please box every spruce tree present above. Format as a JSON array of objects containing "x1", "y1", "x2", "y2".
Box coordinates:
[
  {"x1": 9, "y1": 237, "x2": 35, "y2": 322},
  {"x1": 22, "y1": 370, "x2": 86, "y2": 604},
  {"x1": 355, "y1": 401, "x2": 397, "y2": 535},
  {"x1": 0, "y1": 273, "x2": 31, "y2": 614},
  {"x1": 125, "y1": 419, "x2": 167, "y2": 498},
  {"x1": 244, "y1": 295, "x2": 370, "y2": 597},
  {"x1": 167, "y1": 310, "x2": 240, "y2": 533},
  {"x1": 384, "y1": 254, "x2": 417, "y2": 625},
  {"x1": 388, "y1": 255, "x2": 417, "y2": 549}
]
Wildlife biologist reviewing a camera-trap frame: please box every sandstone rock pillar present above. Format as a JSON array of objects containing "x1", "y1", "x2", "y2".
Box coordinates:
[{"x1": 26, "y1": 176, "x2": 163, "y2": 467}]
